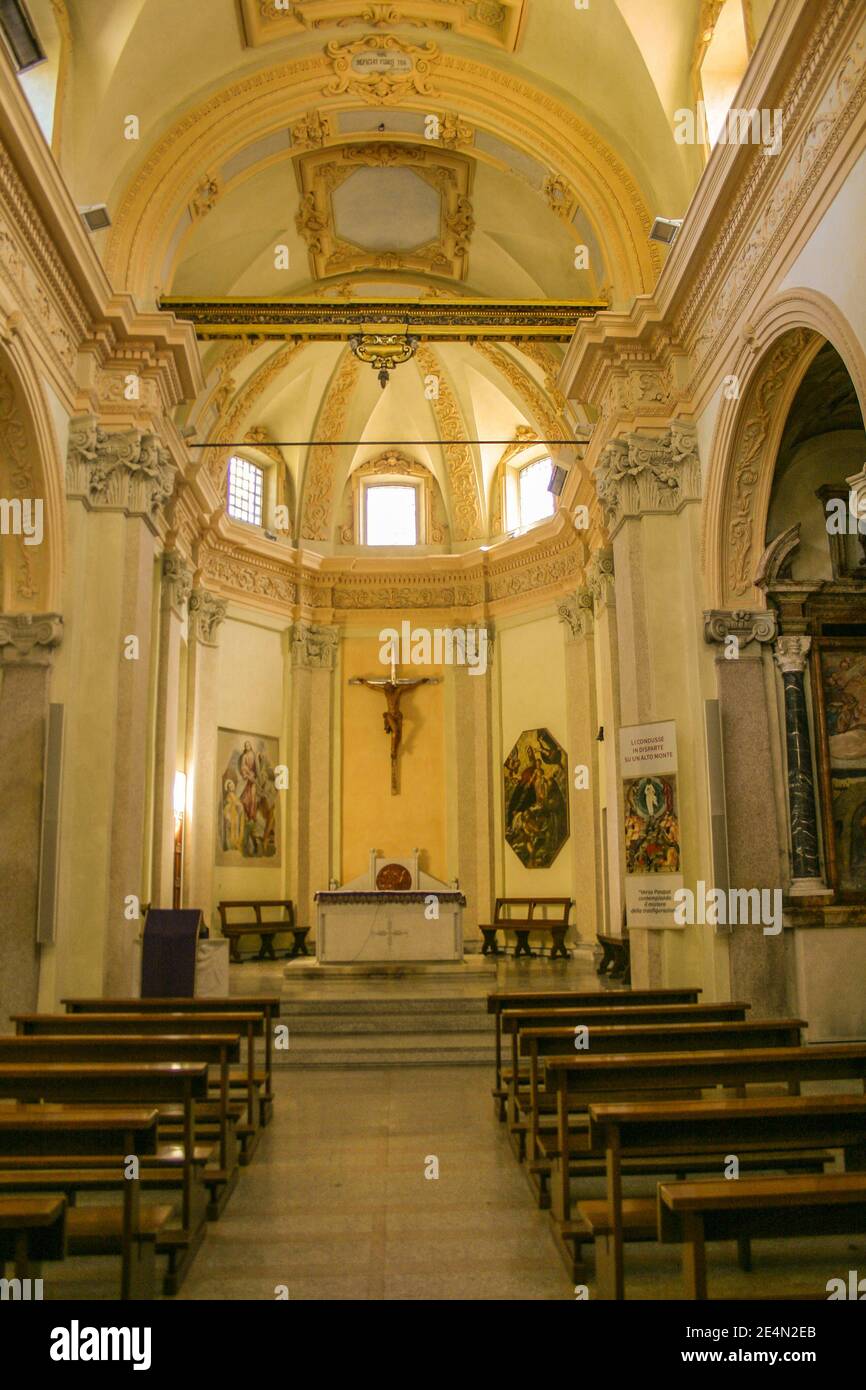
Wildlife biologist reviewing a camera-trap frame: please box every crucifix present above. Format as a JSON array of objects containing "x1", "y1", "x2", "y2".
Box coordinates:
[{"x1": 349, "y1": 658, "x2": 441, "y2": 794}]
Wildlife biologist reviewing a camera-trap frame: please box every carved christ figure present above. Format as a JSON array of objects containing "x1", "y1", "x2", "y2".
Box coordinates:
[{"x1": 349, "y1": 673, "x2": 439, "y2": 794}]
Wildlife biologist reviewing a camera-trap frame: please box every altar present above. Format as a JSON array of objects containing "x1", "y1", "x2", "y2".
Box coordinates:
[{"x1": 315, "y1": 851, "x2": 465, "y2": 963}]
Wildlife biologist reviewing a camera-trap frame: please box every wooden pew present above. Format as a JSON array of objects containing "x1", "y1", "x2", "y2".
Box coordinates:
[
  {"x1": 216, "y1": 899, "x2": 307, "y2": 962},
  {"x1": 15, "y1": 1012, "x2": 267, "y2": 1155},
  {"x1": 0, "y1": 1063, "x2": 209, "y2": 1294},
  {"x1": 0, "y1": 1035, "x2": 241, "y2": 1213},
  {"x1": 502, "y1": 1003, "x2": 752, "y2": 1145},
  {"x1": 60, "y1": 996, "x2": 281, "y2": 1127},
  {"x1": 0, "y1": 1105, "x2": 161, "y2": 1298},
  {"x1": 0, "y1": 1195, "x2": 66, "y2": 1283},
  {"x1": 487, "y1": 987, "x2": 702, "y2": 1119},
  {"x1": 586, "y1": 1095, "x2": 866, "y2": 1299},
  {"x1": 478, "y1": 897, "x2": 574, "y2": 959},
  {"x1": 517, "y1": 1017, "x2": 804, "y2": 1160},
  {"x1": 658, "y1": 1170, "x2": 866, "y2": 1300},
  {"x1": 542, "y1": 1045, "x2": 866, "y2": 1245}
]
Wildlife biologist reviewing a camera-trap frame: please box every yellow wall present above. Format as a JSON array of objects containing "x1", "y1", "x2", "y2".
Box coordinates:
[
  {"x1": 497, "y1": 613, "x2": 573, "y2": 897},
  {"x1": 341, "y1": 629, "x2": 447, "y2": 883}
]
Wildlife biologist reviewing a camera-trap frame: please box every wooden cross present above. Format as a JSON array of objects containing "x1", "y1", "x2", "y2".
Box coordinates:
[{"x1": 348, "y1": 658, "x2": 441, "y2": 794}]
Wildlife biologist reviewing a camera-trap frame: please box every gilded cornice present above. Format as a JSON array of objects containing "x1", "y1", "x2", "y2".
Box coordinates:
[{"x1": 237, "y1": 0, "x2": 526, "y2": 52}]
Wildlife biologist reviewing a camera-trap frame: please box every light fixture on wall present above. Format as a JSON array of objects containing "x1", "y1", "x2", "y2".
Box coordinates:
[
  {"x1": 649, "y1": 216, "x2": 683, "y2": 245},
  {"x1": 349, "y1": 330, "x2": 419, "y2": 390},
  {"x1": 0, "y1": 0, "x2": 45, "y2": 72},
  {"x1": 173, "y1": 772, "x2": 187, "y2": 910},
  {"x1": 596, "y1": 726, "x2": 605, "y2": 742}
]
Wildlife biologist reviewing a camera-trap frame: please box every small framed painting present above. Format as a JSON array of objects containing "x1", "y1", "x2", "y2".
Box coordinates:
[{"x1": 216, "y1": 728, "x2": 281, "y2": 867}]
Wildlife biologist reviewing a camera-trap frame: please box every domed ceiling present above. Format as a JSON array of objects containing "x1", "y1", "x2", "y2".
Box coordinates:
[{"x1": 38, "y1": 0, "x2": 765, "y2": 558}]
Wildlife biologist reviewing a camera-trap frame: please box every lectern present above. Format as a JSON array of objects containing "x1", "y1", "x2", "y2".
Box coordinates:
[{"x1": 140, "y1": 908, "x2": 205, "y2": 997}]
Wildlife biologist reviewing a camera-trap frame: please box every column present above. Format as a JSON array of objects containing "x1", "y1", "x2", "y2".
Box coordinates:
[
  {"x1": 0, "y1": 614, "x2": 63, "y2": 1028},
  {"x1": 451, "y1": 624, "x2": 496, "y2": 946},
  {"x1": 774, "y1": 635, "x2": 827, "y2": 895},
  {"x1": 594, "y1": 424, "x2": 706, "y2": 989},
  {"x1": 704, "y1": 610, "x2": 788, "y2": 1015},
  {"x1": 288, "y1": 622, "x2": 339, "y2": 934},
  {"x1": 184, "y1": 589, "x2": 227, "y2": 926},
  {"x1": 558, "y1": 590, "x2": 602, "y2": 944},
  {"x1": 151, "y1": 552, "x2": 193, "y2": 906}
]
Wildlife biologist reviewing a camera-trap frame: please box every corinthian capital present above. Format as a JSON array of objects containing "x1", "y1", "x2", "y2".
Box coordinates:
[
  {"x1": 775, "y1": 635, "x2": 812, "y2": 675},
  {"x1": 291, "y1": 621, "x2": 339, "y2": 670},
  {"x1": 0, "y1": 612, "x2": 63, "y2": 666},
  {"x1": 189, "y1": 588, "x2": 227, "y2": 647},
  {"x1": 594, "y1": 422, "x2": 700, "y2": 535},
  {"x1": 161, "y1": 551, "x2": 193, "y2": 614},
  {"x1": 66, "y1": 415, "x2": 177, "y2": 523}
]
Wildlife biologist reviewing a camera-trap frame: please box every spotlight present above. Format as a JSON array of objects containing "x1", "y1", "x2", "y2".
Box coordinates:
[{"x1": 650, "y1": 217, "x2": 683, "y2": 245}]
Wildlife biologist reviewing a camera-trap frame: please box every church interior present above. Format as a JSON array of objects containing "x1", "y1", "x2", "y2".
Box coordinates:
[{"x1": 1, "y1": 0, "x2": 866, "y2": 1316}]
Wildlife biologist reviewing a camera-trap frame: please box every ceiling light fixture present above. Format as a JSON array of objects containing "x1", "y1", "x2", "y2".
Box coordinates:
[{"x1": 349, "y1": 330, "x2": 419, "y2": 390}]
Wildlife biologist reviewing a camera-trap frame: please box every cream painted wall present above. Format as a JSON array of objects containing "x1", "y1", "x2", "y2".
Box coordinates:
[
  {"x1": 779, "y1": 150, "x2": 866, "y2": 368},
  {"x1": 212, "y1": 614, "x2": 287, "y2": 925},
  {"x1": 341, "y1": 628, "x2": 448, "y2": 884},
  {"x1": 496, "y1": 612, "x2": 573, "y2": 898}
]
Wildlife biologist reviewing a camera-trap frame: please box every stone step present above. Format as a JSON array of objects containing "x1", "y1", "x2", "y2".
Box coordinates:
[
  {"x1": 274, "y1": 1030, "x2": 495, "y2": 1068},
  {"x1": 282, "y1": 1013, "x2": 492, "y2": 1036},
  {"x1": 280, "y1": 995, "x2": 487, "y2": 1016}
]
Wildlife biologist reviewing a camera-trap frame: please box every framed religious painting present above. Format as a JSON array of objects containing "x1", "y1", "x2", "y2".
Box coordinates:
[
  {"x1": 215, "y1": 728, "x2": 282, "y2": 867},
  {"x1": 812, "y1": 639, "x2": 866, "y2": 899},
  {"x1": 503, "y1": 727, "x2": 569, "y2": 868}
]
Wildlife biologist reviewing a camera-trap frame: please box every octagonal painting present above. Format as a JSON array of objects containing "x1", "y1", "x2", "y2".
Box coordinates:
[{"x1": 504, "y1": 727, "x2": 570, "y2": 868}]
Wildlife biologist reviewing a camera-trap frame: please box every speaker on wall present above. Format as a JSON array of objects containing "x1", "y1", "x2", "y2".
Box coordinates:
[{"x1": 37, "y1": 701, "x2": 64, "y2": 946}]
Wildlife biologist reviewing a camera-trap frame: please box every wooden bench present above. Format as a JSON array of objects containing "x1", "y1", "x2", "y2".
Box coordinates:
[
  {"x1": 60, "y1": 996, "x2": 281, "y2": 1128},
  {"x1": 0, "y1": 1034, "x2": 242, "y2": 1212},
  {"x1": 0, "y1": 1105, "x2": 161, "y2": 1298},
  {"x1": 216, "y1": 900, "x2": 307, "y2": 962},
  {"x1": 478, "y1": 897, "x2": 573, "y2": 959},
  {"x1": 487, "y1": 987, "x2": 702, "y2": 1119},
  {"x1": 596, "y1": 931, "x2": 630, "y2": 982},
  {"x1": 542, "y1": 1043, "x2": 866, "y2": 1239},
  {"x1": 585, "y1": 1095, "x2": 866, "y2": 1299},
  {"x1": 516, "y1": 1017, "x2": 805, "y2": 1170},
  {"x1": 500, "y1": 1001, "x2": 750, "y2": 1131},
  {"x1": 658, "y1": 1170, "x2": 866, "y2": 1300},
  {"x1": 0, "y1": 1195, "x2": 66, "y2": 1282},
  {"x1": 0, "y1": 1063, "x2": 209, "y2": 1294},
  {"x1": 21, "y1": 1011, "x2": 269, "y2": 1148}
]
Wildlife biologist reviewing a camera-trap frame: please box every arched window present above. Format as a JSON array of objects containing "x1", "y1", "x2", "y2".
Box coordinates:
[{"x1": 227, "y1": 455, "x2": 264, "y2": 527}]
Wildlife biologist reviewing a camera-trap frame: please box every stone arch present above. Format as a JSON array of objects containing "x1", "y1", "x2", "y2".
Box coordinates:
[
  {"x1": 0, "y1": 336, "x2": 64, "y2": 615},
  {"x1": 703, "y1": 290, "x2": 866, "y2": 609}
]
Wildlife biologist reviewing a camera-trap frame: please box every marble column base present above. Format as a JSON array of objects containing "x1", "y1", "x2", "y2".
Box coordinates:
[{"x1": 788, "y1": 878, "x2": 833, "y2": 898}]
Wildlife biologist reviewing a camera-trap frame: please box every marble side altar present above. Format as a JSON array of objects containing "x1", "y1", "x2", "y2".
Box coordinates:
[{"x1": 315, "y1": 851, "x2": 465, "y2": 963}]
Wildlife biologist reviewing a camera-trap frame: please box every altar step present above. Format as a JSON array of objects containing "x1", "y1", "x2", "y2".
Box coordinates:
[{"x1": 275, "y1": 997, "x2": 494, "y2": 1068}]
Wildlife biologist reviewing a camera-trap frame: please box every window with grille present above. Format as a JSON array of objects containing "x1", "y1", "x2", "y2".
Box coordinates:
[
  {"x1": 518, "y1": 457, "x2": 555, "y2": 528},
  {"x1": 363, "y1": 483, "x2": 418, "y2": 546},
  {"x1": 227, "y1": 456, "x2": 263, "y2": 526}
]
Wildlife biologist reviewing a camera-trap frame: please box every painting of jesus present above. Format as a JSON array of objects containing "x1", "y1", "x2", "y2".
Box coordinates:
[{"x1": 216, "y1": 728, "x2": 281, "y2": 866}]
